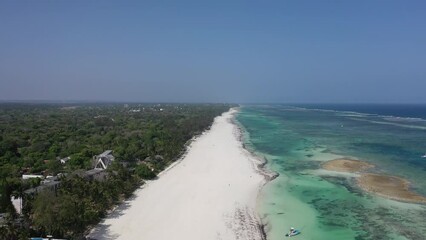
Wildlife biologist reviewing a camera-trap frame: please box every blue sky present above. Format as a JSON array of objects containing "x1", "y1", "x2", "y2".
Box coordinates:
[{"x1": 1, "y1": 0, "x2": 425, "y2": 103}]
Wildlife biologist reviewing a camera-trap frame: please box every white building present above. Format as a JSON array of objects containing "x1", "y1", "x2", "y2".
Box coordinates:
[
  {"x1": 11, "y1": 196, "x2": 22, "y2": 215},
  {"x1": 93, "y1": 150, "x2": 115, "y2": 170},
  {"x1": 59, "y1": 156, "x2": 71, "y2": 164},
  {"x1": 22, "y1": 174, "x2": 43, "y2": 180}
]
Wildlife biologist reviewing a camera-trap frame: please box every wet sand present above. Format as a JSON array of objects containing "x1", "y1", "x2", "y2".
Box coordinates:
[{"x1": 322, "y1": 159, "x2": 426, "y2": 204}]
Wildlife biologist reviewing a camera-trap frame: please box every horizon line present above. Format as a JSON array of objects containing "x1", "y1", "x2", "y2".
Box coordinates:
[{"x1": 1, "y1": 100, "x2": 426, "y2": 105}]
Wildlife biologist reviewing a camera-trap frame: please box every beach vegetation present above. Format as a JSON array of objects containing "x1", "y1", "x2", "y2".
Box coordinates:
[
  {"x1": 0, "y1": 103, "x2": 233, "y2": 239},
  {"x1": 135, "y1": 164, "x2": 156, "y2": 180}
]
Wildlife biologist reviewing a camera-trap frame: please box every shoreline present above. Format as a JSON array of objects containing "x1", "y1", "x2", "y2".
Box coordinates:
[
  {"x1": 231, "y1": 108, "x2": 279, "y2": 240},
  {"x1": 231, "y1": 108, "x2": 279, "y2": 182},
  {"x1": 88, "y1": 108, "x2": 270, "y2": 240}
]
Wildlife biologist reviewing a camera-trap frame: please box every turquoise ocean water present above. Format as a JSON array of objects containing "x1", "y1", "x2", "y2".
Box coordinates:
[{"x1": 236, "y1": 105, "x2": 426, "y2": 240}]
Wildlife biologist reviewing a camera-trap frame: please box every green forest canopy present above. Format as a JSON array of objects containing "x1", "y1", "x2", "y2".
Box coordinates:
[{"x1": 0, "y1": 103, "x2": 234, "y2": 239}]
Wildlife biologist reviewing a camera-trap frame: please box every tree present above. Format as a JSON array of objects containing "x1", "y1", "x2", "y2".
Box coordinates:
[
  {"x1": 32, "y1": 191, "x2": 61, "y2": 236},
  {"x1": 0, "y1": 181, "x2": 15, "y2": 214},
  {"x1": 69, "y1": 153, "x2": 90, "y2": 170},
  {"x1": 135, "y1": 164, "x2": 156, "y2": 180},
  {"x1": 47, "y1": 160, "x2": 62, "y2": 175}
]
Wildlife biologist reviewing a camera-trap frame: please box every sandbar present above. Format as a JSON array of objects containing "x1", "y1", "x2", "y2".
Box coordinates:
[
  {"x1": 321, "y1": 158, "x2": 374, "y2": 173},
  {"x1": 357, "y1": 173, "x2": 426, "y2": 204},
  {"x1": 322, "y1": 159, "x2": 426, "y2": 204}
]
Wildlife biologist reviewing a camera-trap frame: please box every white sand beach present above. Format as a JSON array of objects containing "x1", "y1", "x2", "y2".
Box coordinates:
[{"x1": 88, "y1": 109, "x2": 267, "y2": 240}]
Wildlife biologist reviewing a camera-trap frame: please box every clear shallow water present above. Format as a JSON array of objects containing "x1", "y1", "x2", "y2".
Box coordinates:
[{"x1": 236, "y1": 105, "x2": 426, "y2": 240}]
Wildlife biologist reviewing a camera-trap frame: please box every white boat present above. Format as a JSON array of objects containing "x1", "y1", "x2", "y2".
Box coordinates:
[{"x1": 422, "y1": 153, "x2": 426, "y2": 158}]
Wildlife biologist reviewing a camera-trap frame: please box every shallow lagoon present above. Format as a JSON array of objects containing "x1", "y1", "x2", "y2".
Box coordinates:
[{"x1": 237, "y1": 105, "x2": 426, "y2": 240}]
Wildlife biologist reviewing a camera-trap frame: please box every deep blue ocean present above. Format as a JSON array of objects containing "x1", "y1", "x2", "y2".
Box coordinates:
[{"x1": 237, "y1": 104, "x2": 426, "y2": 240}]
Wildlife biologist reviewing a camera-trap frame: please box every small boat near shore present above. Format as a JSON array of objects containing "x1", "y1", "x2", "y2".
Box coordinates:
[{"x1": 285, "y1": 228, "x2": 301, "y2": 237}]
